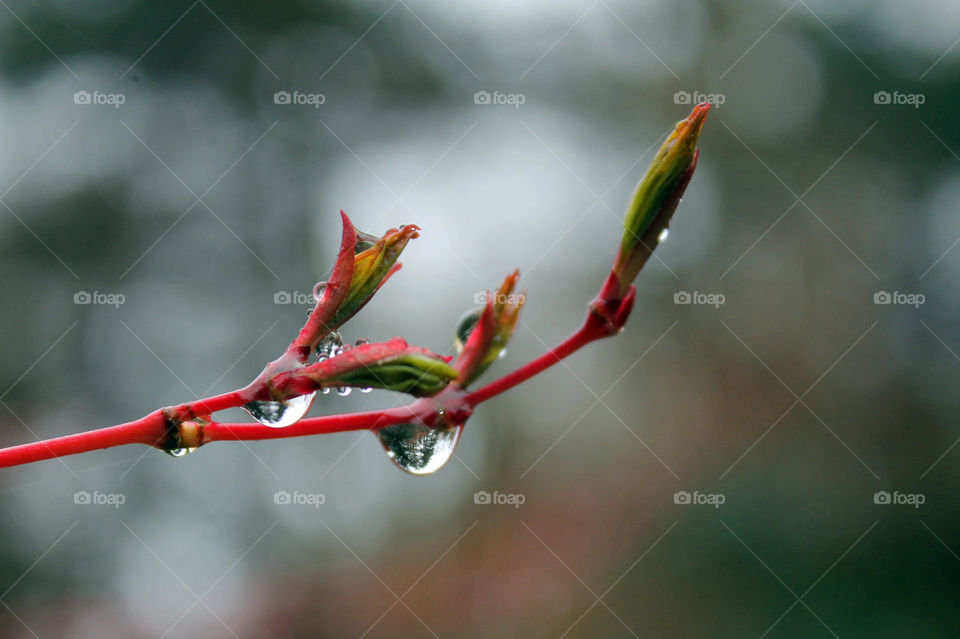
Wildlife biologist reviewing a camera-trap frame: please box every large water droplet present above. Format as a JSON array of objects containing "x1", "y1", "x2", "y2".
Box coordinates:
[
  {"x1": 377, "y1": 420, "x2": 463, "y2": 475},
  {"x1": 658, "y1": 228, "x2": 669, "y2": 243},
  {"x1": 454, "y1": 308, "x2": 483, "y2": 354},
  {"x1": 244, "y1": 391, "x2": 316, "y2": 428}
]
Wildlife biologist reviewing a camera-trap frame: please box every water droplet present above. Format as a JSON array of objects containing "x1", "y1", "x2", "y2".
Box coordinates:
[
  {"x1": 244, "y1": 391, "x2": 316, "y2": 428},
  {"x1": 315, "y1": 331, "x2": 343, "y2": 360},
  {"x1": 165, "y1": 446, "x2": 196, "y2": 457},
  {"x1": 454, "y1": 308, "x2": 483, "y2": 353},
  {"x1": 312, "y1": 281, "x2": 328, "y2": 302},
  {"x1": 351, "y1": 339, "x2": 372, "y2": 392},
  {"x1": 377, "y1": 420, "x2": 463, "y2": 475},
  {"x1": 337, "y1": 386, "x2": 352, "y2": 397},
  {"x1": 321, "y1": 387, "x2": 331, "y2": 395},
  {"x1": 355, "y1": 230, "x2": 380, "y2": 254},
  {"x1": 658, "y1": 228, "x2": 669, "y2": 243},
  {"x1": 497, "y1": 348, "x2": 508, "y2": 359}
]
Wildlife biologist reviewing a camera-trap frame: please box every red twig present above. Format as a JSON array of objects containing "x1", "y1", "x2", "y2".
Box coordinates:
[
  {"x1": 0, "y1": 287, "x2": 628, "y2": 468},
  {"x1": 0, "y1": 104, "x2": 708, "y2": 470}
]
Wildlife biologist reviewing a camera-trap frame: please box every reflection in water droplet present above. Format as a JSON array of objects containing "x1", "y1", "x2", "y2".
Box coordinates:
[
  {"x1": 315, "y1": 331, "x2": 343, "y2": 361},
  {"x1": 310, "y1": 333, "x2": 372, "y2": 397},
  {"x1": 454, "y1": 308, "x2": 483, "y2": 354},
  {"x1": 244, "y1": 391, "x2": 316, "y2": 428},
  {"x1": 312, "y1": 281, "x2": 328, "y2": 302},
  {"x1": 165, "y1": 447, "x2": 196, "y2": 458},
  {"x1": 377, "y1": 420, "x2": 463, "y2": 475},
  {"x1": 658, "y1": 228, "x2": 669, "y2": 243},
  {"x1": 355, "y1": 230, "x2": 380, "y2": 254}
]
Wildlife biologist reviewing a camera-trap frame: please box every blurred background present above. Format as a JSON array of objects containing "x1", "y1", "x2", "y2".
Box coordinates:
[{"x1": 0, "y1": 0, "x2": 957, "y2": 636}]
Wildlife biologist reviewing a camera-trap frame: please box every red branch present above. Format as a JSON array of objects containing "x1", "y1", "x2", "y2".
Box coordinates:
[
  {"x1": 0, "y1": 103, "x2": 708, "y2": 469},
  {"x1": 0, "y1": 286, "x2": 631, "y2": 468}
]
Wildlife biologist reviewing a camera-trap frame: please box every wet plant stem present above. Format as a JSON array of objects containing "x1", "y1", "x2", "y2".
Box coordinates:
[
  {"x1": 0, "y1": 301, "x2": 620, "y2": 468},
  {"x1": 0, "y1": 99, "x2": 708, "y2": 470}
]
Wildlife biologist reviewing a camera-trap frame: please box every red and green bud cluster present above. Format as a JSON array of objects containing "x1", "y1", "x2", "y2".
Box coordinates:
[
  {"x1": 454, "y1": 270, "x2": 526, "y2": 387},
  {"x1": 271, "y1": 338, "x2": 459, "y2": 399}
]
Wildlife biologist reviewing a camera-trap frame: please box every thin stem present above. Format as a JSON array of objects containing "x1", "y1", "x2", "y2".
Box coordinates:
[
  {"x1": 0, "y1": 104, "x2": 707, "y2": 470},
  {"x1": 0, "y1": 302, "x2": 620, "y2": 468},
  {"x1": 464, "y1": 313, "x2": 607, "y2": 406},
  {"x1": 0, "y1": 412, "x2": 165, "y2": 468},
  {"x1": 205, "y1": 403, "x2": 424, "y2": 442}
]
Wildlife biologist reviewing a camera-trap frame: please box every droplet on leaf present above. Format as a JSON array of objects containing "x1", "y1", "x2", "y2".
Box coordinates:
[
  {"x1": 454, "y1": 308, "x2": 483, "y2": 354},
  {"x1": 312, "y1": 281, "x2": 328, "y2": 302},
  {"x1": 315, "y1": 331, "x2": 344, "y2": 361}
]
